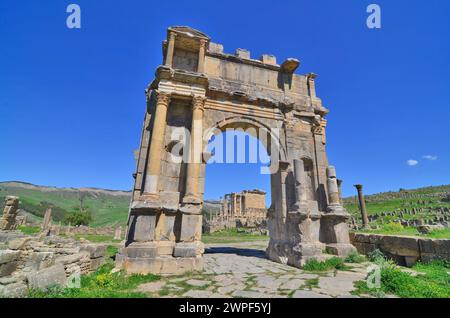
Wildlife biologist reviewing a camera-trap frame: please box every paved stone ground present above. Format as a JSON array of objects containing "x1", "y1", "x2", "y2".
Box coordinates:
[{"x1": 136, "y1": 241, "x2": 374, "y2": 298}]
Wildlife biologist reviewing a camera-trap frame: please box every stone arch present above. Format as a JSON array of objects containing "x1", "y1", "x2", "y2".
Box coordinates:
[
  {"x1": 117, "y1": 26, "x2": 356, "y2": 275},
  {"x1": 205, "y1": 115, "x2": 287, "y2": 163}
]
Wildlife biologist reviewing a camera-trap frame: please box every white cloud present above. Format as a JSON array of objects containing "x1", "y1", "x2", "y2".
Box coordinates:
[
  {"x1": 423, "y1": 155, "x2": 438, "y2": 161},
  {"x1": 407, "y1": 159, "x2": 419, "y2": 166}
]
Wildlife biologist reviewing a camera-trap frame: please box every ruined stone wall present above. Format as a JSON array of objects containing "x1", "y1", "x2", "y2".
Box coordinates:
[{"x1": 350, "y1": 233, "x2": 450, "y2": 267}]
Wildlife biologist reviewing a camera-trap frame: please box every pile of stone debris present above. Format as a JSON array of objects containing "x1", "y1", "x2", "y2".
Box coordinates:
[{"x1": 0, "y1": 230, "x2": 107, "y2": 298}]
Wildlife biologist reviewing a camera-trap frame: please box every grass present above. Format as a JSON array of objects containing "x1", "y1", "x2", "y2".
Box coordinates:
[
  {"x1": 355, "y1": 222, "x2": 450, "y2": 239},
  {"x1": 28, "y1": 262, "x2": 161, "y2": 298},
  {"x1": 353, "y1": 250, "x2": 450, "y2": 298},
  {"x1": 303, "y1": 257, "x2": 350, "y2": 272},
  {"x1": 18, "y1": 225, "x2": 41, "y2": 235},
  {"x1": 202, "y1": 228, "x2": 269, "y2": 244}
]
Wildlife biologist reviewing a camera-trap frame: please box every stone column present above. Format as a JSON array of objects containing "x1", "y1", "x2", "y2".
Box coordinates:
[
  {"x1": 293, "y1": 159, "x2": 308, "y2": 210},
  {"x1": 143, "y1": 91, "x2": 171, "y2": 197},
  {"x1": 165, "y1": 31, "x2": 176, "y2": 67},
  {"x1": 183, "y1": 95, "x2": 206, "y2": 204},
  {"x1": 326, "y1": 166, "x2": 340, "y2": 206},
  {"x1": 354, "y1": 184, "x2": 369, "y2": 228},
  {"x1": 233, "y1": 194, "x2": 236, "y2": 217},
  {"x1": 197, "y1": 39, "x2": 207, "y2": 73},
  {"x1": 239, "y1": 195, "x2": 243, "y2": 216},
  {"x1": 337, "y1": 179, "x2": 343, "y2": 205}
]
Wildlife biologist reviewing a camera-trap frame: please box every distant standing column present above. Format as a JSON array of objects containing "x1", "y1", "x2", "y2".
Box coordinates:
[{"x1": 354, "y1": 184, "x2": 369, "y2": 228}]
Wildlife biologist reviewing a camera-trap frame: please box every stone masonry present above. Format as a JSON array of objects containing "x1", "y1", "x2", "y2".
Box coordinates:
[
  {"x1": 116, "y1": 26, "x2": 355, "y2": 275},
  {"x1": 0, "y1": 196, "x2": 20, "y2": 231}
]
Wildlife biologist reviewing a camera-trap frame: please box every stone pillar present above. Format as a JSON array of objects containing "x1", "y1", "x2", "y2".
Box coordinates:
[
  {"x1": 354, "y1": 184, "x2": 369, "y2": 228},
  {"x1": 293, "y1": 159, "x2": 308, "y2": 211},
  {"x1": 183, "y1": 95, "x2": 206, "y2": 204},
  {"x1": 0, "y1": 196, "x2": 19, "y2": 230},
  {"x1": 197, "y1": 39, "x2": 207, "y2": 73},
  {"x1": 233, "y1": 194, "x2": 237, "y2": 217},
  {"x1": 319, "y1": 166, "x2": 356, "y2": 257},
  {"x1": 41, "y1": 208, "x2": 52, "y2": 234},
  {"x1": 326, "y1": 166, "x2": 340, "y2": 207},
  {"x1": 337, "y1": 179, "x2": 343, "y2": 205},
  {"x1": 143, "y1": 91, "x2": 171, "y2": 197},
  {"x1": 114, "y1": 226, "x2": 122, "y2": 240},
  {"x1": 165, "y1": 31, "x2": 176, "y2": 67}
]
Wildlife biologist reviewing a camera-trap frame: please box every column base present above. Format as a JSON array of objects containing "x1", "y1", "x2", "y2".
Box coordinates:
[
  {"x1": 116, "y1": 255, "x2": 203, "y2": 276},
  {"x1": 115, "y1": 241, "x2": 204, "y2": 275}
]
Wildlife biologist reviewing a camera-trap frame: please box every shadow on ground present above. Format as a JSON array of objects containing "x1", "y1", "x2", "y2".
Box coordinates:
[{"x1": 205, "y1": 247, "x2": 267, "y2": 259}]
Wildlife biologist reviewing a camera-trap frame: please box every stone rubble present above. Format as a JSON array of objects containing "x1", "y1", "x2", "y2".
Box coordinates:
[{"x1": 0, "y1": 230, "x2": 107, "y2": 298}]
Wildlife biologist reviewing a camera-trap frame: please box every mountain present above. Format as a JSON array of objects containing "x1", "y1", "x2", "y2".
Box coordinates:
[{"x1": 0, "y1": 181, "x2": 131, "y2": 227}]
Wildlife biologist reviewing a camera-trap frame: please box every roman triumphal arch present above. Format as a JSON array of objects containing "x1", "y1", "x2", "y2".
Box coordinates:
[{"x1": 116, "y1": 26, "x2": 356, "y2": 274}]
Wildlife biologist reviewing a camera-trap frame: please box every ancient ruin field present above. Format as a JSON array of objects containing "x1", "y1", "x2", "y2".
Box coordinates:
[{"x1": 344, "y1": 185, "x2": 450, "y2": 238}]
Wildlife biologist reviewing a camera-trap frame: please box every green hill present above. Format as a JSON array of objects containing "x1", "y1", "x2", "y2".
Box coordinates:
[
  {"x1": 344, "y1": 184, "x2": 450, "y2": 216},
  {"x1": 0, "y1": 181, "x2": 131, "y2": 227}
]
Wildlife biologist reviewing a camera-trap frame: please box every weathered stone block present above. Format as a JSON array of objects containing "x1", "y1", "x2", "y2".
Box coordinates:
[
  {"x1": 209, "y1": 42, "x2": 223, "y2": 54},
  {"x1": 235, "y1": 48, "x2": 250, "y2": 59},
  {"x1": 0, "y1": 282, "x2": 27, "y2": 298},
  {"x1": 379, "y1": 235, "x2": 420, "y2": 257},
  {"x1": 179, "y1": 214, "x2": 202, "y2": 242},
  {"x1": 7, "y1": 237, "x2": 31, "y2": 250},
  {"x1": 0, "y1": 262, "x2": 18, "y2": 277},
  {"x1": 26, "y1": 252, "x2": 55, "y2": 271},
  {"x1": 27, "y1": 263, "x2": 67, "y2": 291},
  {"x1": 79, "y1": 244, "x2": 107, "y2": 259},
  {"x1": 173, "y1": 242, "x2": 204, "y2": 257},
  {"x1": 132, "y1": 214, "x2": 157, "y2": 242},
  {"x1": 0, "y1": 250, "x2": 20, "y2": 264},
  {"x1": 431, "y1": 239, "x2": 450, "y2": 255}
]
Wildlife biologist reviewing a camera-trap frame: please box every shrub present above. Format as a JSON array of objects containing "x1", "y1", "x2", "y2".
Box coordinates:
[
  {"x1": 64, "y1": 210, "x2": 92, "y2": 226},
  {"x1": 303, "y1": 257, "x2": 349, "y2": 271},
  {"x1": 345, "y1": 251, "x2": 366, "y2": 263},
  {"x1": 382, "y1": 221, "x2": 404, "y2": 232},
  {"x1": 367, "y1": 249, "x2": 386, "y2": 263}
]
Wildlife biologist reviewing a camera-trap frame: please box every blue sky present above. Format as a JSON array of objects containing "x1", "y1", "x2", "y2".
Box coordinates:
[{"x1": 1, "y1": 0, "x2": 449, "y2": 203}]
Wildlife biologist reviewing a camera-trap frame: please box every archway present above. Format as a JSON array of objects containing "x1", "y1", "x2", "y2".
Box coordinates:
[
  {"x1": 116, "y1": 26, "x2": 356, "y2": 275},
  {"x1": 202, "y1": 127, "x2": 272, "y2": 253}
]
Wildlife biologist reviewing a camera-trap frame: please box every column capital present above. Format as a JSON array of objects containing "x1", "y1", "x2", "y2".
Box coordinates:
[
  {"x1": 354, "y1": 184, "x2": 363, "y2": 191},
  {"x1": 192, "y1": 95, "x2": 206, "y2": 111},
  {"x1": 168, "y1": 30, "x2": 177, "y2": 40},
  {"x1": 156, "y1": 91, "x2": 171, "y2": 106},
  {"x1": 199, "y1": 39, "x2": 208, "y2": 48}
]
